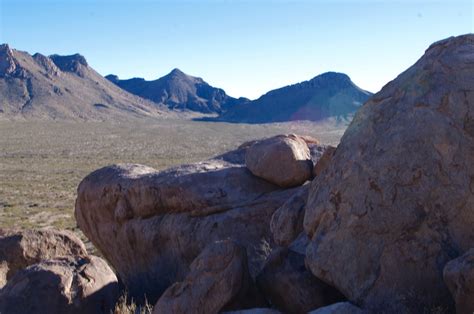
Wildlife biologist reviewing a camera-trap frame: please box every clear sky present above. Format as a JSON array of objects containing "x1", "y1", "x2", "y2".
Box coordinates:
[{"x1": 0, "y1": 0, "x2": 472, "y2": 99}]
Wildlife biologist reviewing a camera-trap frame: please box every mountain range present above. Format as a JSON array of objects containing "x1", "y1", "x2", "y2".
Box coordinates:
[
  {"x1": 0, "y1": 44, "x2": 170, "y2": 121},
  {"x1": 0, "y1": 43, "x2": 373, "y2": 122}
]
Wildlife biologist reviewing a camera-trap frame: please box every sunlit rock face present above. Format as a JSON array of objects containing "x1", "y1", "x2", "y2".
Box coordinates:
[{"x1": 304, "y1": 34, "x2": 474, "y2": 312}]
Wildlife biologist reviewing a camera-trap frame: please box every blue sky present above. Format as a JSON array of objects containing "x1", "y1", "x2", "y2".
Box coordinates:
[{"x1": 0, "y1": 0, "x2": 472, "y2": 99}]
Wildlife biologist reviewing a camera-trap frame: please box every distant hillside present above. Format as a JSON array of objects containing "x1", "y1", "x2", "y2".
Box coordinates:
[
  {"x1": 213, "y1": 72, "x2": 373, "y2": 123},
  {"x1": 106, "y1": 69, "x2": 248, "y2": 113},
  {"x1": 0, "y1": 44, "x2": 170, "y2": 121}
]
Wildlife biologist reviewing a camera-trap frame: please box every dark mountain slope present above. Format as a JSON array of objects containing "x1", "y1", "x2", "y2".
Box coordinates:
[
  {"x1": 106, "y1": 69, "x2": 247, "y2": 113},
  {"x1": 214, "y1": 72, "x2": 372, "y2": 123}
]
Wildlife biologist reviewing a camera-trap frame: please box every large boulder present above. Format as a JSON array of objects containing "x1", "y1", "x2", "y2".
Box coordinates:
[
  {"x1": 0, "y1": 255, "x2": 119, "y2": 314},
  {"x1": 304, "y1": 34, "x2": 474, "y2": 312},
  {"x1": 256, "y1": 247, "x2": 344, "y2": 313},
  {"x1": 245, "y1": 134, "x2": 313, "y2": 187},
  {"x1": 0, "y1": 229, "x2": 88, "y2": 288},
  {"x1": 153, "y1": 240, "x2": 264, "y2": 314},
  {"x1": 443, "y1": 248, "x2": 474, "y2": 314},
  {"x1": 75, "y1": 144, "x2": 301, "y2": 303}
]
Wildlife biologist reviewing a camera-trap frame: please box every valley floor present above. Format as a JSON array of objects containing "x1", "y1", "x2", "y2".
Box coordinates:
[{"x1": 0, "y1": 119, "x2": 345, "y2": 236}]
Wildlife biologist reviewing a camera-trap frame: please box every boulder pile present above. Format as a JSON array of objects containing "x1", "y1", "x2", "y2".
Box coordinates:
[
  {"x1": 74, "y1": 133, "x2": 333, "y2": 308},
  {"x1": 1, "y1": 34, "x2": 473, "y2": 314}
]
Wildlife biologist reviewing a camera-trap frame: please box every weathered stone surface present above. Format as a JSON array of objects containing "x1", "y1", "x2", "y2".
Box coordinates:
[
  {"x1": 312, "y1": 145, "x2": 336, "y2": 177},
  {"x1": 0, "y1": 44, "x2": 17, "y2": 77},
  {"x1": 308, "y1": 302, "x2": 365, "y2": 314},
  {"x1": 33, "y1": 53, "x2": 60, "y2": 77},
  {"x1": 153, "y1": 240, "x2": 264, "y2": 314},
  {"x1": 75, "y1": 144, "x2": 299, "y2": 303},
  {"x1": 304, "y1": 34, "x2": 474, "y2": 311},
  {"x1": 0, "y1": 255, "x2": 119, "y2": 314},
  {"x1": 0, "y1": 229, "x2": 87, "y2": 288},
  {"x1": 222, "y1": 309, "x2": 282, "y2": 314},
  {"x1": 256, "y1": 247, "x2": 344, "y2": 314},
  {"x1": 245, "y1": 134, "x2": 312, "y2": 187},
  {"x1": 444, "y1": 248, "x2": 474, "y2": 314},
  {"x1": 270, "y1": 184, "x2": 309, "y2": 246}
]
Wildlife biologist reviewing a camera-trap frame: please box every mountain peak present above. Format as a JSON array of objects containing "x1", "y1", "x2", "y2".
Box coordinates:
[
  {"x1": 105, "y1": 74, "x2": 119, "y2": 83},
  {"x1": 0, "y1": 43, "x2": 17, "y2": 77},
  {"x1": 426, "y1": 33, "x2": 474, "y2": 54},
  {"x1": 166, "y1": 68, "x2": 188, "y2": 79},
  {"x1": 170, "y1": 68, "x2": 184, "y2": 75},
  {"x1": 312, "y1": 72, "x2": 352, "y2": 84},
  {"x1": 50, "y1": 53, "x2": 88, "y2": 76},
  {"x1": 33, "y1": 53, "x2": 60, "y2": 76}
]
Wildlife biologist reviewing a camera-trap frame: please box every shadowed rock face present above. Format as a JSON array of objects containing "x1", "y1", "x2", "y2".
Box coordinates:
[
  {"x1": 304, "y1": 34, "x2": 474, "y2": 312},
  {"x1": 153, "y1": 240, "x2": 265, "y2": 314},
  {"x1": 256, "y1": 247, "x2": 345, "y2": 314},
  {"x1": 0, "y1": 44, "x2": 17, "y2": 77},
  {"x1": 308, "y1": 302, "x2": 365, "y2": 314},
  {"x1": 50, "y1": 54, "x2": 88, "y2": 76},
  {"x1": 444, "y1": 248, "x2": 474, "y2": 314},
  {"x1": 0, "y1": 256, "x2": 119, "y2": 314}
]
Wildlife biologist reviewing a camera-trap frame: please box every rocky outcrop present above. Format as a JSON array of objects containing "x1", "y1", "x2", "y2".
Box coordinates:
[
  {"x1": 50, "y1": 54, "x2": 88, "y2": 77},
  {"x1": 312, "y1": 145, "x2": 335, "y2": 177},
  {"x1": 304, "y1": 34, "x2": 474, "y2": 311},
  {"x1": 256, "y1": 248, "x2": 344, "y2": 313},
  {"x1": 75, "y1": 142, "x2": 305, "y2": 303},
  {"x1": 443, "y1": 248, "x2": 474, "y2": 314},
  {"x1": 245, "y1": 134, "x2": 313, "y2": 187},
  {"x1": 153, "y1": 240, "x2": 265, "y2": 314},
  {"x1": 0, "y1": 229, "x2": 87, "y2": 288},
  {"x1": 0, "y1": 255, "x2": 119, "y2": 314},
  {"x1": 270, "y1": 185, "x2": 309, "y2": 246},
  {"x1": 33, "y1": 53, "x2": 60, "y2": 77},
  {"x1": 308, "y1": 302, "x2": 365, "y2": 314},
  {"x1": 0, "y1": 44, "x2": 17, "y2": 77}
]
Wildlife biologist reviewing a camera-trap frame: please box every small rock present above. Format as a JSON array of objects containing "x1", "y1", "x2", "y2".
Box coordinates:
[{"x1": 444, "y1": 248, "x2": 474, "y2": 314}]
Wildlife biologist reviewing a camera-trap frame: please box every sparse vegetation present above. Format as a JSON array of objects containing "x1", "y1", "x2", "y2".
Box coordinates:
[
  {"x1": 0, "y1": 119, "x2": 345, "y2": 236},
  {"x1": 112, "y1": 293, "x2": 153, "y2": 314}
]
